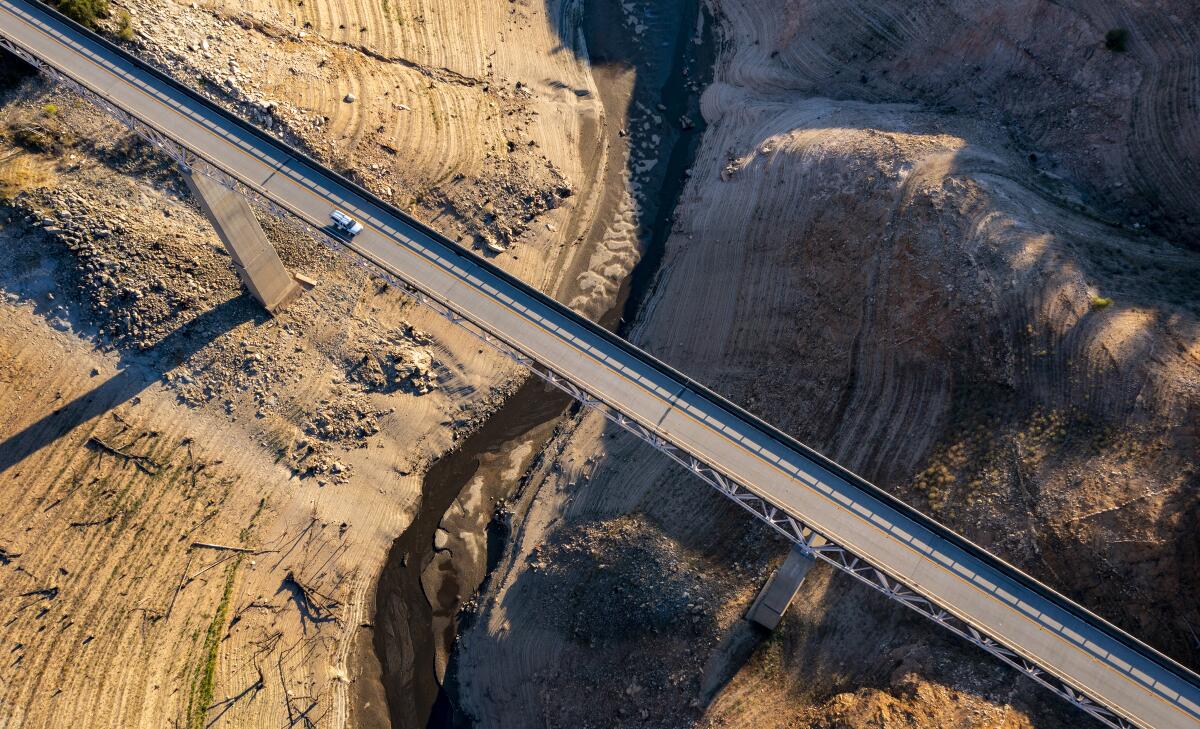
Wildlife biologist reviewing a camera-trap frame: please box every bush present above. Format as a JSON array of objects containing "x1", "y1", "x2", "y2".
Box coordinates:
[
  {"x1": 1090, "y1": 295, "x2": 1113, "y2": 309},
  {"x1": 9, "y1": 108, "x2": 74, "y2": 154},
  {"x1": 49, "y1": 0, "x2": 111, "y2": 28},
  {"x1": 1105, "y1": 28, "x2": 1130, "y2": 52},
  {"x1": 11, "y1": 123, "x2": 56, "y2": 153},
  {"x1": 116, "y1": 9, "x2": 134, "y2": 41}
]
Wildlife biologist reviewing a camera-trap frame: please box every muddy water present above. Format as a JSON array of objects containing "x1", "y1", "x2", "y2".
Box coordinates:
[{"x1": 371, "y1": 0, "x2": 715, "y2": 726}]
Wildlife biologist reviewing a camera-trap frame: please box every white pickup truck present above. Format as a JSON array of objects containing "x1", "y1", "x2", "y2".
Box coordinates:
[{"x1": 330, "y1": 209, "x2": 364, "y2": 236}]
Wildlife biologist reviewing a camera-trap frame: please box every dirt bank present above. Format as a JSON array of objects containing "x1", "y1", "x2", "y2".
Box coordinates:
[
  {"x1": 368, "y1": 0, "x2": 717, "y2": 724},
  {"x1": 370, "y1": 380, "x2": 570, "y2": 728},
  {"x1": 0, "y1": 0, "x2": 616, "y2": 724},
  {"x1": 453, "y1": 0, "x2": 1200, "y2": 726}
]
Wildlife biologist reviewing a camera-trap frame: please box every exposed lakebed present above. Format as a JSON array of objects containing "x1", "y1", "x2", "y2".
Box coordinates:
[{"x1": 370, "y1": 0, "x2": 716, "y2": 724}]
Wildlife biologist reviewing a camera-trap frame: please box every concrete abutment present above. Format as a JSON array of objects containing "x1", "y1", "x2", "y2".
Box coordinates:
[{"x1": 747, "y1": 542, "x2": 817, "y2": 630}]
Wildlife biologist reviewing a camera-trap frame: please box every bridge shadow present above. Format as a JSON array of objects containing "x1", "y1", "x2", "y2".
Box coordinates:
[{"x1": 0, "y1": 296, "x2": 259, "y2": 476}]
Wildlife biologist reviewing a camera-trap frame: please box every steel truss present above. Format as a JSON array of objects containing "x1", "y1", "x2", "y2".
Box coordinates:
[{"x1": 6, "y1": 36, "x2": 1138, "y2": 729}]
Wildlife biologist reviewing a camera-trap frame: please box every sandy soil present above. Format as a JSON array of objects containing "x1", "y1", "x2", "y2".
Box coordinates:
[
  {"x1": 0, "y1": 95, "x2": 524, "y2": 728},
  {"x1": 0, "y1": 0, "x2": 625, "y2": 724},
  {"x1": 2, "y1": 0, "x2": 1199, "y2": 727}
]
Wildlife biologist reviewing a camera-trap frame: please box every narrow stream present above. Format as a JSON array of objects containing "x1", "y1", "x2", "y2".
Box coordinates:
[
  {"x1": 372, "y1": 0, "x2": 716, "y2": 725},
  {"x1": 372, "y1": 380, "x2": 572, "y2": 729}
]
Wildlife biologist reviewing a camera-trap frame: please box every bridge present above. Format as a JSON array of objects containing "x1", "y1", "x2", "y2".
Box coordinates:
[{"x1": 2, "y1": 1, "x2": 1199, "y2": 726}]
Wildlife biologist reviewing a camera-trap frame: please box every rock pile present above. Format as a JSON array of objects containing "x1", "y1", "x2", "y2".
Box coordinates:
[
  {"x1": 346, "y1": 323, "x2": 439, "y2": 395},
  {"x1": 124, "y1": 2, "x2": 327, "y2": 152},
  {"x1": 304, "y1": 395, "x2": 386, "y2": 442},
  {"x1": 9, "y1": 181, "x2": 241, "y2": 350},
  {"x1": 513, "y1": 514, "x2": 753, "y2": 729},
  {"x1": 436, "y1": 154, "x2": 573, "y2": 254},
  {"x1": 527, "y1": 515, "x2": 724, "y2": 644}
]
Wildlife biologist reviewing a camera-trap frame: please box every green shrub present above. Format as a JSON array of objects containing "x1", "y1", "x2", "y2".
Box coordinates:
[
  {"x1": 1090, "y1": 295, "x2": 1113, "y2": 309},
  {"x1": 1105, "y1": 28, "x2": 1130, "y2": 52},
  {"x1": 49, "y1": 0, "x2": 110, "y2": 28},
  {"x1": 116, "y1": 9, "x2": 133, "y2": 41},
  {"x1": 41, "y1": 103, "x2": 58, "y2": 117}
]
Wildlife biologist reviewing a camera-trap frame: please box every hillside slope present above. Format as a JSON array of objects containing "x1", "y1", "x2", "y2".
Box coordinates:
[
  {"x1": 0, "y1": 0, "x2": 619, "y2": 724},
  {"x1": 454, "y1": 1, "x2": 1200, "y2": 726}
]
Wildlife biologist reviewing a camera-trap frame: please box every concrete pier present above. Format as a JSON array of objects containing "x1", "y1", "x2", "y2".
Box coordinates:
[
  {"x1": 182, "y1": 169, "x2": 303, "y2": 313},
  {"x1": 747, "y1": 543, "x2": 816, "y2": 630}
]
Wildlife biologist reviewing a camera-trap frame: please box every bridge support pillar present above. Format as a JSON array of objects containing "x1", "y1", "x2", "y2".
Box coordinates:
[
  {"x1": 747, "y1": 542, "x2": 816, "y2": 630},
  {"x1": 181, "y1": 168, "x2": 306, "y2": 314}
]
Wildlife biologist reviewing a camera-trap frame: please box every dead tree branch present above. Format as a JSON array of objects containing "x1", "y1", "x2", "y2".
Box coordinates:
[
  {"x1": 190, "y1": 541, "x2": 257, "y2": 554},
  {"x1": 282, "y1": 571, "x2": 340, "y2": 622},
  {"x1": 179, "y1": 510, "x2": 220, "y2": 541},
  {"x1": 86, "y1": 435, "x2": 160, "y2": 475},
  {"x1": 69, "y1": 514, "x2": 117, "y2": 528},
  {"x1": 164, "y1": 553, "x2": 194, "y2": 621},
  {"x1": 270, "y1": 517, "x2": 319, "y2": 571},
  {"x1": 43, "y1": 476, "x2": 96, "y2": 513}
]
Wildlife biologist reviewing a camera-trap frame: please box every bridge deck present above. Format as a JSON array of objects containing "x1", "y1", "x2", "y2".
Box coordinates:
[{"x1": 2, "y1": 1, "x2": 1198, "y2": 726}]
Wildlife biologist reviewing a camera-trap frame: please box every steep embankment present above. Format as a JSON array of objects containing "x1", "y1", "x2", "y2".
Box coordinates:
[
  {"x1": 728, "y1": 0, "x2": 1200, "y2": 249},
  {"x1": 125, "y1": 0, "x2": 606, "y2": 293},
  {"x1": 0, "y1": 0, "x2": 618, "y2": 725},
  {"x1": 455, "y1": 0, "x2": 1200, "y2": 726}
]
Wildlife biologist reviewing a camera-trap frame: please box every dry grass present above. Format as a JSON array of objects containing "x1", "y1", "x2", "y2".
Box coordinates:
[{"x1": 0, "y1": 151, "x2": 57, "y2": 200}]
